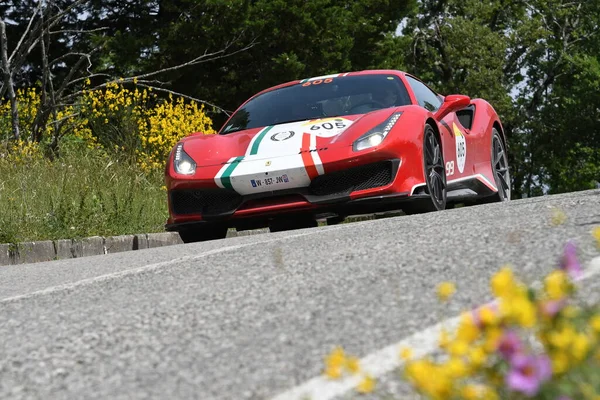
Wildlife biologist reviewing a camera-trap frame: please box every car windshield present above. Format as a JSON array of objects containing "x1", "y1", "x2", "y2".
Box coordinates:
[{"x1": 220, "y1": 74, "x2": 412, "y2": 134}]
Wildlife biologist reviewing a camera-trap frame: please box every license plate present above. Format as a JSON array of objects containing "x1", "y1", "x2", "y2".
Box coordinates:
[{"x1": 250, "y1": 174, "x2": 290, "y2": 188}]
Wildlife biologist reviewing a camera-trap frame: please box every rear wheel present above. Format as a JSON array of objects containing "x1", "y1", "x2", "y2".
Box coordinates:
[
  {"x1": 178, "y1": 224, "x2": 228, "y2": 243},
  {"x1": 491, "y1": 128, "x2": 511, "y2": 201},
  {"x1": 404, "y1": 124, "x2": 447, "y2": 214},
  {"x1": 476, "y1": 128, "x2": 510, "y2": 204}
]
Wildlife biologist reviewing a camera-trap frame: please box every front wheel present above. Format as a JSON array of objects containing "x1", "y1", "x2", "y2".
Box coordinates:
[
  {"x1": 178, "y1": 224, "x2": 228, "y2": 243},
  {"x1": 404, "y1": 124, "x2": 447, "y2": 214}
]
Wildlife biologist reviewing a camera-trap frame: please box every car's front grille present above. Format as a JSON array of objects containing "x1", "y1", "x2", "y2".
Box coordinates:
[
  {"x1": 170, "y1": 189, "x2": 243, "y2": 216},
  {"x1": 309, "y1": 161, "x2": 394, "y2": 196}
]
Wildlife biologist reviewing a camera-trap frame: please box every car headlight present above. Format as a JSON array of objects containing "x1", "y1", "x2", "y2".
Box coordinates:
[
  {"x1": 353, "y1": 112, "x2": 403, "y2": 151},
  {"x1": 174, "y1": 143, "x2": 196, "y2": 175}
]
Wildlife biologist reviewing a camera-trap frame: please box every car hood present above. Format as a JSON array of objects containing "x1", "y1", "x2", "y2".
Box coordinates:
[{"x1": 180, "y1": 111, "x2": 396, "y2": 167}]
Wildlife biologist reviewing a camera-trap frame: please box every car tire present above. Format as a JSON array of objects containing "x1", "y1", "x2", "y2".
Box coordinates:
[
  {"x1": 178, "y1": 224, "x2": 228, "y2": 243},
  {"x1": 404, "y1": 124, "x2": 447, "y2": 214},
  {"x1": 475, "y1": 128, "x2": 511, "y2": 204}
]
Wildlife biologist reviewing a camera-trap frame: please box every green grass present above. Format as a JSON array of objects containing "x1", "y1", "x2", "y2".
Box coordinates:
[{"x1": 0, "y1": 143, "x2": 168, "y2": 244}]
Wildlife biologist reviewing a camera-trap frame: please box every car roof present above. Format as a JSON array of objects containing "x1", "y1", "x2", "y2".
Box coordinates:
[{"x1": 251, "y1": 69, "x2": 409, "y2": 99}]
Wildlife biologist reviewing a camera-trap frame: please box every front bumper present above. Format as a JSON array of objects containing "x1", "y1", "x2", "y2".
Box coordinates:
[{"x1": 166, "y1": 159, "x2": 410, "y2": 229}]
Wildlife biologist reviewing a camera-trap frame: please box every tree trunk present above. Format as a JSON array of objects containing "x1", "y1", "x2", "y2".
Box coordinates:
[{"x1": 0, "y1": 20, "x2": 20, "y2": 141}]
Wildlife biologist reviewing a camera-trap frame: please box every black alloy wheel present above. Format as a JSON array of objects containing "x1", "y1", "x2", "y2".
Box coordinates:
[
  {"x1": 491, "y1": 128, "x2": 511, "y2": 201},
  {"x1": 404, "y1": 124, "x2": 447, "y2": 214}
]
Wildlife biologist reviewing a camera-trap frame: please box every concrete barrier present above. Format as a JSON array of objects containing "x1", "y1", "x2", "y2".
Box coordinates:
[
  {"x1": 55, "y1": 239, "x2": 74, "y2": 260},
  {"x1": 17, "y1": 240, "x2": 56, "y2": 264},
  {"x1": 105, "y1": 235, "x2": 135, "y2": 254},
  {"x1": 134, "y1": 234, "x2": 149, "y2": 250},
  {"x1": 72, "y1": 236, "x2": 105, "y2": 258},
  {"x1": 147, "y1": 232, "x2": 183, "y2": 248},
  {"x1": 0, "y1": 213, "x2": 399, "y2": 266},
  {"x1": 0, "y1": 243, "x2": 17, "y2": 265}
]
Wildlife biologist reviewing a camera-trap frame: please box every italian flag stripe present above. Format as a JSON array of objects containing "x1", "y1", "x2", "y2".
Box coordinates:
[
  {"x1": 301, "y1": 133, "x2": 319, "y2": 180},
  {"x1": 249, "y1": 125, "x2": 274, "y2": 155},
  {"x1": 221, "y1": 156, "x2": 244, "y2": 190}
]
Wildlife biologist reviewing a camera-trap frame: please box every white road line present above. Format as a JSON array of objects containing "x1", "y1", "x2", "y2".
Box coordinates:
[
  {"x1": 271, "y1": 255, "x2": 600, "y2": 400},
  {"x1": 0, "y1": 226, "x2": 348, "y2": 304}
]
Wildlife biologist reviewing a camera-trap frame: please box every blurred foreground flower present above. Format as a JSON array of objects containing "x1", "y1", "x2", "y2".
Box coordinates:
[
  {"x1": 437, "y1": 281, "x2": 456, "y2": 302},
  {"x1": 401, "y1": 238, "x2": 600, "y2": 399}
]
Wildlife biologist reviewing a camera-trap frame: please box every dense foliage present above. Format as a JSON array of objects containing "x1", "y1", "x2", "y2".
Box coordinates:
[{"x1": 1, "y1": 0, "x2": 599, "y2": 196}]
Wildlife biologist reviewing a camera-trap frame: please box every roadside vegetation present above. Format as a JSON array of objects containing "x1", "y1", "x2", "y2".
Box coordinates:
[
  {"x1": 0, "y1": 85, "x2": 215, "y2": 244},
  {"x1": 324, "y1": 231, "x2": 600, "y2": 399}
]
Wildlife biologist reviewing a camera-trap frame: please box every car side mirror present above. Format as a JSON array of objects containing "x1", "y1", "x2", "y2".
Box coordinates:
[{"x1": 434, "y1": 95, "x2": 471, "y2": 121}]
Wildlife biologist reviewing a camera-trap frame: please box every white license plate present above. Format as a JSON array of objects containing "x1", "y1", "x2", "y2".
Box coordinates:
[{"x1": 249, "y1": 174, "x2": 290, "y2": 188}]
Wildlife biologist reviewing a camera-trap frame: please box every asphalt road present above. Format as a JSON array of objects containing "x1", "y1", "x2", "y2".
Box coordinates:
[{"x1": 1, "y1": 190, "x2": 599, "y2": 400}]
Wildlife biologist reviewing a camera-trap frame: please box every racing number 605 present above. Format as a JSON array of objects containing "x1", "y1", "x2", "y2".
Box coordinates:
[{"x1": 310, "y1": 121, "x2": 346, "y2": 131}]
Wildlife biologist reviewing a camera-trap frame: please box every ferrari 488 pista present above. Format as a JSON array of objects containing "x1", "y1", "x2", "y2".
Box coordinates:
[{"x1": 165, "y1": 70, "x2": 510, "y2": 242}]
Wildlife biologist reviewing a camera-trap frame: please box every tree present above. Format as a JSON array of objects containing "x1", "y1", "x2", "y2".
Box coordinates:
[
  {"x1": 0, "y1": 0, "x2": 253, "y2": 150},
  {"x1": 389, "y1": 0, "x2": 599, "y2": 197}
]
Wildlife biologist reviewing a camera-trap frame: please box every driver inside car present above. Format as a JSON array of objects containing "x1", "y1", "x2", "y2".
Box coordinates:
[{"x1": 349, "y1": 89, "x2": 398, "y2": 114}]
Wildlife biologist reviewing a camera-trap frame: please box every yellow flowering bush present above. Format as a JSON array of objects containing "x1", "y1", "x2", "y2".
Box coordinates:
[
  {"x1": 1, "y1": 83, "x2": 216, "y2": 172},
  {"x1": 79, "y1": 82, "x2": 216, "y2": 171},
  {"x1": 0, "y1": 88, "x2": 41, "y2": 137}
]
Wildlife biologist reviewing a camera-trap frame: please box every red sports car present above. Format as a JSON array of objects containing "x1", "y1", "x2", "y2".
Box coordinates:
[{"x1": 165, "y1": 70, "x2": 510, "y2": 242}]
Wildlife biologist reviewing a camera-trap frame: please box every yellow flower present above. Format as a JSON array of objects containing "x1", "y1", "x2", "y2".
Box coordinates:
[
  {"x1": 444, "y1": 357, "x2": 469, "y2": 378},
  {"x1": 436, "y1": 281, "x2": 456, "y2": 302},
  {"x1": 345, "y1": 357, "x2": 360, "y2": 375},
  {"x1": 551, "y1": 351, "x2": 569, "y2": 374},
  {"x1": 572, "y1": 333, "x2": 591, "y2": 362},
  {"x1": 483, "y1": 327, "x2": 503, "y2": 353},
  {"x1": 356, "y1": 374, "x2": 375, "y2": 394},
  {"x1": 545, "y1": 270, "x2": 569, "y2": 300},
  {"x1": 590, "y1": 314, "x2": 600, "y2": 334},
  {"x1": 468, "y1": 346, "x2": 488, "y2": 368},
  {"x1": 324, "y1": 347, "x2": 346, "y2": 379},
  {"x1": 548, "y1": 325, "x2": 576, "y2": 349},
  {"x1": 478, "y1": 305, "x2": 499, "y2": 327},
  {"x1": 399, "y1": 346, "x2": 413, "y2": 361},
  {"x1": 551, "y1": 207, "x2": 567, "y2": 226},
  {"x1": 456, "y1": 313, "x2": 479, "y2": 343},
  {"x1": 405, "y1": 360, "x2": 453, "y2": 399},
  {"x1": 448, "y1": 340, "x2": 469, "y2": 357},
  {"x1": 491, "y1": 266, "x2": 516, "y2": 298},
  {"x1": 462, "y1": 384, "x2": 499, "y2": 400},
  {"x1": 510, "y1": 295, "x2": 537, "y2": 328},
  {"x1": 324, "y1": 365, "x2": 342, "y2": 379},
  {"x1": 594, "y1": 227, "x2": 600, "y2": 248}
]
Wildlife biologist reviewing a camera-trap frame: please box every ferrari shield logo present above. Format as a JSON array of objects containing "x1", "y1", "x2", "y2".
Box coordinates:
[{"x1": 265, "y1": 160, "x2": 272, "y2": 166}]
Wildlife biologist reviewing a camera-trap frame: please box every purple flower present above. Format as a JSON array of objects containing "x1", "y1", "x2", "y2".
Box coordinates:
[
  {"x1": 498, "y1": 331, "x2": 524, "y2": 361},
  {"x1": 506, "y1": 353, "x2": 552, "y2": 397},
  {"x1": 560, "y1": 241, "x2": 582, "y2": 279},
  {"x1": 540, "y1": 299, "x2": 566, "y2": 318}
]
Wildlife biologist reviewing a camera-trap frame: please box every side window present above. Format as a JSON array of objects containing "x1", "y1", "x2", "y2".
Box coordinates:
[{"x1": 406, "y1": 76, "x2": 442, "y2": 112}]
